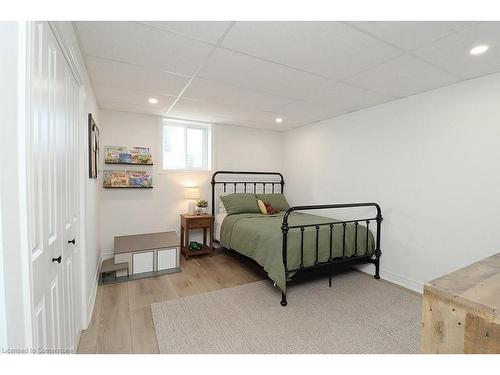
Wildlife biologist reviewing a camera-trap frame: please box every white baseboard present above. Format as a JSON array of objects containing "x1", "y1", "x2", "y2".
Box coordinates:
[
  {"x1": 356, "y1": 264, "x2": 424, "y2": 294},
  {"x1": 73, "y1": 330, "x2": 81, "y2": 354},
  {"x1": 86, "y1": 254, "x2": 107, "y2": 326}
]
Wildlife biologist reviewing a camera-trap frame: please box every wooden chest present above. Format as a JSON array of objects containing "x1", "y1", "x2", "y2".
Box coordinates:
[{"x1": 421, "y1": 253, "x2": 500, "y2": 353}]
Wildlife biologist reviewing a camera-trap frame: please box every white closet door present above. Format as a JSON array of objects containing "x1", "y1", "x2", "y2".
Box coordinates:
[
  {"x1": 29, "y1": 22, "x2": 81, "y2": 352},
  {"x1": 60, "y1": 51, "x2": 81, "y2": 352}
]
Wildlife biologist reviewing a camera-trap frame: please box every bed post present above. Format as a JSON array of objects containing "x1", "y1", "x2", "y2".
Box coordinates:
[
  {"x1": 211, "y1": 177, "x2": 216, "y2": 216},
  {"x1": 281, "y1": 292, "x2": 287, "y2": 306},
  {"x1": 374, "y1": 210, "x2": 383, "y2": 279},
  {"x1": 281, "y1": 218, "x2": 289, "y2": 307}
]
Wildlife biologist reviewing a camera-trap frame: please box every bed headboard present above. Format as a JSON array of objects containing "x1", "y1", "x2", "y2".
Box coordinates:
[{"x1": 211, "y1": 171, "x2": 285, "y2": 216}]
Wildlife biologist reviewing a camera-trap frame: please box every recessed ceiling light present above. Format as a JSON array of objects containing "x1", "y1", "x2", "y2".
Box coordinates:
[
  {"x1": 275, "y1": 117, "x2": 283, "y2": 123},
  {"x1": 148, "y1": 97, "x2": 158, "y2": 104},
  {"x1": 470, "y1": 45, "x2": 489, "y2": 56}
]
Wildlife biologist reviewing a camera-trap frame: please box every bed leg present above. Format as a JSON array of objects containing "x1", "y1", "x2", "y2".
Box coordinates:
[
  {"x1": 374, "y1": 257, "x2": 381, "y2": 279},
  {"x1": 280, "y1": 292, "x2": 287, "y2": 307},
  {"x1": 328, "y1": 265, "x2": 333, "y2": 287},
  {"x1": 374, "y1": 213, "x2": 382, "y2": 280}
]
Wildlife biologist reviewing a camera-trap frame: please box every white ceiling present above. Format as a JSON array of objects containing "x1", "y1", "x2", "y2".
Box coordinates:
[{"x1": 74, "y1": 21, "x2": 500, "y2": 131}]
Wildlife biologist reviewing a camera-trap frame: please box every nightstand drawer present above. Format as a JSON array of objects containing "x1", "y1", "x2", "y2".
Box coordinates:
[{"x1": 188, "y1": 218, "x2": 212, "y2": 228}]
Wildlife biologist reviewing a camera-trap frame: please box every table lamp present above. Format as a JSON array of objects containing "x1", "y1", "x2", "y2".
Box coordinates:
[{"x1": 184, "y1": 187, "x2": 200, "y2": 214}]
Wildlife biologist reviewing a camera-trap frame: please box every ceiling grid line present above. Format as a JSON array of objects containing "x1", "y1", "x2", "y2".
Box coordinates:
[
  {"x1": 343, "y1": 21, "x2": 472, "y2": 79},
  {"x1": 86, "y1": 54, "x2": 301, "y2": 103},
  {"x1": 85, "y1": 54, "x2": 193, "y2": 78},
  {"x1": 164, "y1": 21, "x2": 236, "y2": 116}
]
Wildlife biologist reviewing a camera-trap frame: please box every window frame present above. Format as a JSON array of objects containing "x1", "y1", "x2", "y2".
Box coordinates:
[{"x1": 160, "y1": 119, "x2": 212, "y2": 172}]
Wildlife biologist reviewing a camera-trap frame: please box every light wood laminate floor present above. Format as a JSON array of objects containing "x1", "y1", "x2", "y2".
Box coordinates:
[{"x1": 77, "y1": 249, "x2": 264, "y2": 354}]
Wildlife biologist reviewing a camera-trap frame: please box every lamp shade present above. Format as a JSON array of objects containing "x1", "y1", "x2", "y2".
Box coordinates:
[{"x1": 184, "y1": 187, "x2": 200, "y2": 200}]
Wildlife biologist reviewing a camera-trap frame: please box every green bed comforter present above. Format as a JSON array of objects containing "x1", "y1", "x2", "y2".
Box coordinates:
[{"x1": 220, "y1": 212, "x2": 375, "y2": 293}]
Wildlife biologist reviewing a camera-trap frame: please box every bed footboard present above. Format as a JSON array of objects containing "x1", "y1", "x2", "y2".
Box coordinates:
[{"x1": 280, "y1": 203, "x2": 382, "y2": 306}]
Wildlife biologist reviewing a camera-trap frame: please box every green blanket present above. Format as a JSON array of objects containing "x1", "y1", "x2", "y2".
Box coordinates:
[{"x1": 220, "y1": 212, "x2": 375, "y2": 293}]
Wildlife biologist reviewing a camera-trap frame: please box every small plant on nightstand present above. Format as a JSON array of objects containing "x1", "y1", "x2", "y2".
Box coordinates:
[{"x1": 195, "y1": 199, "x2": 208, "y2": 215}]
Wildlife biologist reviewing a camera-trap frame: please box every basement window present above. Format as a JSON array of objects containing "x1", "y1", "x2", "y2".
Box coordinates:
[{"x1": 161, "y1": 119, "x2": 212, "y2": 171}]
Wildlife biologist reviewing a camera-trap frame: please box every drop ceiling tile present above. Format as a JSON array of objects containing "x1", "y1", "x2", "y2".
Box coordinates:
[
  {"x1": 169, "y1": 97, "x2": 268, "y2": 122},
  {"x1": 349, "y1": 21, "x2": 475, "y2": 51},
  {"x1": 167, "y1": 108, "x2": 275, "y2": 131},
  {"x1": 242, "y1": 118, "x2": 311, "y2": 130},
  {"x1": 197, "y1": 48, "x2": 332, "y2": 99},
  {"x1": 240, "y1": 108, "x2": 312, "y2": 127},
  {"x1": 85, "y1": 56, "x2": 189, "y2": 96},
  {"x1": 220, "y1": 21, "x2": 402, "y2": 79},
  {"x1": 169, "y1": 98, "x2": 311, "y2": 129},
  {"x1": 139, "y1": 21, "x2": 232, "y2": 44},
  {"x1": 93, "y1": 84, "x2": 175, "y2": 110},
  {"x1": 183, "y1": 78, "x2": 295, "y2": 112},
  {"x1": 168, "y1": 112, "x2": 239, "y2": 126},
  {"x1": 306, "y1": 82, "x2": 394, "y2": 112},
  {"x1": 75, "y1": 21, "x2": 213, "y2": 75},
  {"x1": 413, "y1": 22, "x2": 500, "y2": 79},
  {"x1": 274, "y1": 82, "x2": 394, "y2": 122},
  {"x1": 100, "y1": 101, "x2": 170, "y2": 117},
  {"x1": 345, "y1": 54, "x2": 459, "y2": 98},
  {"x1": 274, "y1": 100, "x2": 345, "y2": 123},
  {"x1": 213, "y1": 116, "x2": 306, "y2": 131},
  {"x1": 217, "y1": 120, "x2": 282, "y2": 131},
  {"x1": 169, "y1": 98, "x2": 247, "y2": 123}
]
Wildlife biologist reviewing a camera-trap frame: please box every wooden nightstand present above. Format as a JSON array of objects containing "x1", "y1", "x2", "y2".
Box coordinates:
[{"x1": 180, "y1": 214, "x2": 214, "y2": 260}]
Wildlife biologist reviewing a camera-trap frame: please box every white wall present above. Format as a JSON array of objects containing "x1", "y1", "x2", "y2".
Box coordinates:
[
  {"x1": 283, "y1": 72, "x2": 500, "y2": 292},
  {"x1": 213, "y1": 123, "x2": 283, "y2": 171},
  {"x1": 98, "y1": 110, "x2": 283, "y2": 254},
  {"x1": 81, "y1": 82, "x2": 101, "y2": 323}
]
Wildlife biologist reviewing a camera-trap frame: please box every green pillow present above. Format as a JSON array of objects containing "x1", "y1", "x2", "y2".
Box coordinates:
[
  {"x1": 256, "y1": 193, "x2": 290, "y2": 212},
  {"x1": 220, "y1": 193, "x2": 260, "y2": 215}
]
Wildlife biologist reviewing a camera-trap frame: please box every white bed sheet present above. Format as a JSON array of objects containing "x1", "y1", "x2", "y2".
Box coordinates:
[{"x1": 214, "y1": 212, "x2": 227, "y2": 242}]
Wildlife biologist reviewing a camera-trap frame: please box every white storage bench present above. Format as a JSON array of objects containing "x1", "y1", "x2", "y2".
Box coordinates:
[{"x1": 101, "y1": 231, "x2": 180, "y2": 284}]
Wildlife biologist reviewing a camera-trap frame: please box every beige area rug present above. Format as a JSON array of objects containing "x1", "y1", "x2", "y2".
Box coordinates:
[{"x1": 151, "y1": 271, "x2": 422, "y2": 353}]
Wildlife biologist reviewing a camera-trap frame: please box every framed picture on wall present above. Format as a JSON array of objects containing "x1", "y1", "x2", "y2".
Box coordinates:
[{"x1": 88, "y1": 113, "x2": 99, "y2": 178}]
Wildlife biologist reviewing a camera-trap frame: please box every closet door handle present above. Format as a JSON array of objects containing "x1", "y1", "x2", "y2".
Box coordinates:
[
  {"x1": 68, "y1": 238, "x2": 76, "y2": 245},
  {"x1": 52, "y1": 256, "x2": 62, "y2": 264}
]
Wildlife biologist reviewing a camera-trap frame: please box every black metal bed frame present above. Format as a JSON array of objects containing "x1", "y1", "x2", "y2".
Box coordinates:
[{"x1": 211, "y1": 171, "x2": 382, "y2": 306}]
